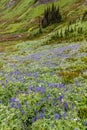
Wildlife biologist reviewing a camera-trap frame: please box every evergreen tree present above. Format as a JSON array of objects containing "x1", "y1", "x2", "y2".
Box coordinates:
[{"x1": 41, "y1": 4, "x2": 62, "y2": 27}]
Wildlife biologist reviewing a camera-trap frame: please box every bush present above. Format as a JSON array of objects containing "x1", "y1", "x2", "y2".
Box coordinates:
[
  {"x1": 78, "y1": 107, "x2": 87, "y2": 119},
  {"x1": 82, "y1": 11, "x2": 87, "y2": 21}
]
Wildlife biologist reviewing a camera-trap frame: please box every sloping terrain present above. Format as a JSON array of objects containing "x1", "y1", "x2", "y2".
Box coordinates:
[
  {"x1": 0, "y1": 0, "x2": 87, "y2": 130},
  {"x1": 0, "y1": 38, "x2": 87, "y2": 130},
  {"x1": 0, "y1": 0, "x2": 87, "y2": 42}
]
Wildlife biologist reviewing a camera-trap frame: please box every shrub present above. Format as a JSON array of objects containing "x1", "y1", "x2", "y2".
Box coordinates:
[
  {"x1": 78, "y1": 107, "x2": 87, "y2": 119},
  {"x1": 82, "y1": 11, "x2": 87, "y2": 21}
]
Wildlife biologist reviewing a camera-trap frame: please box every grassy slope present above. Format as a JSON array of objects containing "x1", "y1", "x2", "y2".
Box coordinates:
[
  {"x1": 0, "y1": 0, "x2": 87, "y2": 40},
  {"x1": 0, "y1": 37, "x2": 87, "y2": 130},
  {"x1": 0, "y1": 0, "x2": 87, "y2": 130}
]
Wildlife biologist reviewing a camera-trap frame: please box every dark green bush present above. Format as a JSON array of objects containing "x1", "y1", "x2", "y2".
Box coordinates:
[{"x1": 78, "y1": 107, "x2": 87, "y2": 119}]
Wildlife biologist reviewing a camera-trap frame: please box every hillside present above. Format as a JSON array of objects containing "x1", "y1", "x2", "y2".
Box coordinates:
[
  {"x1": 0, "y1": 0, "x2": 87, "y2": 42},
  {"x1": 0, "y1": 0, "x2": 87, "y2": 130}
]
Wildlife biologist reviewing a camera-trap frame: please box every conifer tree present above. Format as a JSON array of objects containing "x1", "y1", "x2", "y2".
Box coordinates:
[{"x1": 41, "y1": 3, "x2": 62, "y2": 27}]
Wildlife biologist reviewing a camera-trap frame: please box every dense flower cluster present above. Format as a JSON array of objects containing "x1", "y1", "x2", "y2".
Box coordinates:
[{"x1": 0, "y1": 41, "x2": 87, "y2": 129}]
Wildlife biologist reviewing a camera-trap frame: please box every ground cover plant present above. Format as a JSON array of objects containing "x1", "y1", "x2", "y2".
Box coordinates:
[
  {"x1": 0, "y1": 0, "x2": 87, "y2": 130},
  {"x1": 0, "y1": 39, "x2": 87, "y2": 130}
]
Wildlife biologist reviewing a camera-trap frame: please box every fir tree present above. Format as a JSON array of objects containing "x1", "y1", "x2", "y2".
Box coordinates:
[{"x1": 41, "y1": 4, "x2": 62, "y2": 27}]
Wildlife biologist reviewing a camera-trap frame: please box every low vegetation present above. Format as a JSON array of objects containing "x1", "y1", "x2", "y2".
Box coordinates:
[{"x1": 0, "y1": 0, "x2": 87, "y2": 130}]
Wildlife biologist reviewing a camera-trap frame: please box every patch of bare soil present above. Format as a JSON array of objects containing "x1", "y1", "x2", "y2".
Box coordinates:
[
  {"x1": 0, "y1": 46, "x2": 4, "y2": 52},
  {"x1": 0, "y1": 33, "x2": 29, "y2": 42}
]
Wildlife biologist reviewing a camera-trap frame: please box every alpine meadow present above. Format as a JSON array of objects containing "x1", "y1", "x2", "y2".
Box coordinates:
[{"x1": 0, "y1": 0, "x2": 87, "y2": 130}]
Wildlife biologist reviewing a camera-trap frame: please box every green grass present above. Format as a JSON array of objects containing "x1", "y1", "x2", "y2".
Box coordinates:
[
  {"x1": 0, "y1": 39, "x2": 87, "y2": 130},
  {"x1": 0, "y1": 0, "x2": 84, "y2": 38},
  {"x1": 0, "y1": 0, "x2": 87, "y2": 129}
]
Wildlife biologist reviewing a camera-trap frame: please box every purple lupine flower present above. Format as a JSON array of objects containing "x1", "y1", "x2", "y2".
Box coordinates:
[
  {"x1": 16, "y1": 101, "x2": 21, "y2": 108},
  {"x1": 24, "y1": 91, "x2": 28, "y2": 95},
  {"x1": 54, "y1": 113, "x2": 60, "y2": 119},
  {"x1": 59, "y1": 83, "x2": 64, "y2": 88},
  {"x1": 40, "y1": 88, "x2": 45, "y2": 94},
  {"x1": 9, "y1": 98, "x2": 21, "y2": 109},
  {"x1": 39, "y1": 112, "x2": 44, "y2": 118},
  {"x1": 48, "y1": 83, "x2": 64, "y2": 88},
  {"x1": 21, "y1": 110, "x2": 25, "y2": 115},
  {"x1": 28, "y1": 86, "x2": 33, "y2": 91},
  {"x1": 63, "y1": 102, "x2": 69, "y2": 111},
  {"x1": 83, "y1": 121, "x2": 87, "y2": 126},
  {"x1": 35, "y1": 86, "x2": 41, "y2": 92},
  {"x1": 9, "y1": 97, "x2": 17, "y2": 102},
  {"x1": 10, "y1": 103, "x2": 16, "y2": 108},
  {"x1": 35, "y1": 86, "x2": 45, "y2": 94},
  {"x1": 34, "y1": 109, "x2": 38, "y2": 114},
  {"x1": 48, "y1": 83, "x2": 54, "y2": 88},
  {"x1": 32, "y1": 117, "x2": 36, "y2": 123},
  {"x1": 59, "y1": 95, "x2": 64, "y2": 101},
  {"x1": 6, "y1": 79, "x2": 8, "y2": 84},
  {"x1": 75, "y1": 81, "x2": 80, "y2": 87},
  {"x1": 35, "y1": 115, "x2": 39, "y2": 120}
]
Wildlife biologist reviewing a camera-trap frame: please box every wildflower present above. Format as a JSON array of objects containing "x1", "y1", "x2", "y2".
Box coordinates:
[
  {"x1": 59, "y1": 95, "x2": 64, "y2": 101},
  {"x1": 34, "y1": 109, "x2": 38, "y2": 114},
  {"x1": 9, "y1": 97, "x2": 17, "y2": 102},
  {"x1": 32, "y1": 117, "x2": 36, "y2": 123},
  {"x1": 21, "y1": 110, "x2": 25, "y2": 115},
  {"x1": 54, "y1": 113, "x2": 60, "y2": 119},
  {"x1": 28, "y1": 86, "x2": 33, "y2": 91},
  {"x1": 6, "y1": 80, "x2": 8, "y2": 84},
  {"x1": 83, "y1": 121, "x2": 87, "y2": 126},
  {"x1": 39, "y1": 112, "x2": 44, "y2": 118}
]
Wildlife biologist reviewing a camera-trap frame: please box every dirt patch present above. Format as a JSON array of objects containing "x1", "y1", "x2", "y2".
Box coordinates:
[
  {"x1": 0, "y1": 33, "x2": 29, "y2": 42},
  {"x1": 0, "y1": 46, "x2": 4, "y2": 52}
]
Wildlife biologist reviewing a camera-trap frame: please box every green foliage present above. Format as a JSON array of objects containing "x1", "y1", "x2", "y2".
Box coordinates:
[
  {"x1": 0, "y1": 0, "x2": 87, "y2": 130},
  {"x1": 82, "y1": 11, "x2": 87, "y2": 21},
  {"x1": 58, "y1": 70, "x2": 80, "y2": 83},
  {"x1": 0, "y1": 62, "x2": 3, "y2": 69},
  {"x1": 41, "y1": 3, "x2": 62, "y2": 28},
  {"x1": 78, "y1": 107, "x2": 87, "y2": 119},
  {"x1": 0, "y1": 39, "x2": 87, "y2": 130},
  {"x1": 32, "y1": 119, "x2": 84, "y2": 130}
]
